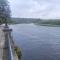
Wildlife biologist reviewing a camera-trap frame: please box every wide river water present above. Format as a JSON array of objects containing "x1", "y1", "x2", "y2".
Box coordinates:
[{"x1": 10, "y1": 23, "x2": 60, "y2": 60}]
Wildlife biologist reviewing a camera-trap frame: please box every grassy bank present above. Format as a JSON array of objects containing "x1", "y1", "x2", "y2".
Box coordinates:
[{"x1": 34, "y1": 19, "x2": 60, "y2": 27}]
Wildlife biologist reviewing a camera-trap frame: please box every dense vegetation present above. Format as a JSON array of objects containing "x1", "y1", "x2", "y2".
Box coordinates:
[
  {"x1": 0, "y1": 0, "x2": 11, "y2": 25},
  {"x1": 9, "y1": 18, "x2": 60, "y2": 26},
  {"x1": 36, "y1": 19, "x2": 60, "y2": 26},
  {"x1": 15, "y1": 46, "x2": 22, "y2": 60},
  {"x1": 10, "y1": 18, "x2": 40, "y2": 24}
]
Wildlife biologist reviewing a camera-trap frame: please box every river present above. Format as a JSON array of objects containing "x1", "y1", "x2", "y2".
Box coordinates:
[{"x1": 10, "y1": 23, "x2": 60, "y2": 60}]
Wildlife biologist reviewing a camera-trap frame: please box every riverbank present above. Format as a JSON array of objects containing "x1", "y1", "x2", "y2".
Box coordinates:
[{"x1": 35, "y1": 23, "x2": 60, "y2": 27}]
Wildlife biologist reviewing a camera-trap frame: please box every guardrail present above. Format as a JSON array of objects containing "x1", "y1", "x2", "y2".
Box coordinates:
[{"x1": 8, "y1": 33, "x2": 14, "y2": 60}]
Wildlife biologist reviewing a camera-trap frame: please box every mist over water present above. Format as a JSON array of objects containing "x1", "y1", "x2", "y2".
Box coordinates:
[{"x1": 10, "y1": 23, "x2": 60, "y2": 60}]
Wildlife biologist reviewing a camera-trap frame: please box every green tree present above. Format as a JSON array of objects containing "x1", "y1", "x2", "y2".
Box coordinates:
[{"x1": 0, "y1": 0, "x2": 11, "y2": 25}]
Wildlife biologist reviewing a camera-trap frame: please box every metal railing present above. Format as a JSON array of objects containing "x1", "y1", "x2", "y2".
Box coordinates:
[
  {"x1": 8, "y1": 33, "x2": 14, "y2": 60},
  {"x1": 7, "y1": 31, "x2": 18, "y2": 60}
]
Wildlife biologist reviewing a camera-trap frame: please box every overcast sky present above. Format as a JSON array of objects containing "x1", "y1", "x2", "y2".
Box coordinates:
[{"x1": 8, "y1": 0, "x2": 60, "y2": 19}]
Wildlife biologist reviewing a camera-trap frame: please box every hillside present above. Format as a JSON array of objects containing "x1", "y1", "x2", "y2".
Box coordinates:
[
  {"x1": 11, "y1": 18, "x2": 40, "y2": 24},
  {"x1": 8, "y1": 18, "x2": 60, "y2": 26}
]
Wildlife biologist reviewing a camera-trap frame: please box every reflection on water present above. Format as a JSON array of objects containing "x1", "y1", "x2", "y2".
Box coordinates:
[{"x1": 10, "y1": 23, "x2": 60, "y2": 60}]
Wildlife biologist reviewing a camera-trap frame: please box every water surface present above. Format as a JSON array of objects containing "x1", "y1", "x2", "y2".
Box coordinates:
[{"x1": 10, "y1": 23, "x2": 60, "y2": 60}]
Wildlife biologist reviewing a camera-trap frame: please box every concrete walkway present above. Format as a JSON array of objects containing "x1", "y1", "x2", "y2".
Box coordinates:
[
  {"x1": 0, "y1": 27, "x2": 6, "y2": 60},
  {"x1": 0, "y1": 26, "x2": 19, "y2": 60},
  {"x1": 0, "y1": 26, "x2": 9, "y2": 60}
]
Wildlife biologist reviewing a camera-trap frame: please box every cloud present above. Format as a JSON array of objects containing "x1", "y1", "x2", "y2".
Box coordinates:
[{"x1": 8, "y1": 0, "x2": 60, "y2": 19}]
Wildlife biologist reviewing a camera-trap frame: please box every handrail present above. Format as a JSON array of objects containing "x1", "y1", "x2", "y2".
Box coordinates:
[{"x1": 8, "y1": 33, "x2": 14, "y2": 60}]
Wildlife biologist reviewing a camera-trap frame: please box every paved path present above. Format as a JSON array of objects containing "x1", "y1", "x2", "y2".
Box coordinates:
[
  {"x1": 0, "y1": 26, "x2": 19, "y2": 60},
  {"x1": 0, "y1": 27, "x2": 6, "y2": 60},
  {"x1": 0, "y1": 26, "x2": 9, "y2": 60}
]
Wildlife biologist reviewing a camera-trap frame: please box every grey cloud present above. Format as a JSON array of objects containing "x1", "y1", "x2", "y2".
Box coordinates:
[{"x1": 8, "y1": 0, "x2": 60, "y2": 19}]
